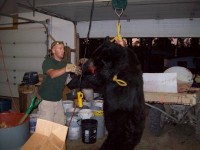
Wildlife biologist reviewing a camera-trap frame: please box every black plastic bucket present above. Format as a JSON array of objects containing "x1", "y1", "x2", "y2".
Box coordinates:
[{"x1": 81, "y1": 119, "x2": 98, "y2": 144}]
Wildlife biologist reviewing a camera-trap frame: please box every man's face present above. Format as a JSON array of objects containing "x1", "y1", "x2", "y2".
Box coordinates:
[{"x1": 52, "y1": 44, "x2": 65, "y2": 61}]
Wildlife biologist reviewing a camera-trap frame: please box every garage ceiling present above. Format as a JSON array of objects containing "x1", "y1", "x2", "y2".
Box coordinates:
[{"x1": 1, "y1": 0, "x2": 200, "y2": 23}]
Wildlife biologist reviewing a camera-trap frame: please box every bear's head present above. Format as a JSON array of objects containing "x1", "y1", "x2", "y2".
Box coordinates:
[{"x1": 67, "y1": 41, "x2": 141, "y2": 90}]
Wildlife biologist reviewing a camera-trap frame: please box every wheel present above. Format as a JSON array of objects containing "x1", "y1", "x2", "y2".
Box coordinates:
[
  {"x1": 148, "y1": 103, "x2": 165, "y2": 136},
  {"x1": 195, "y1": 102, "x2": 200, "y2": 140}
]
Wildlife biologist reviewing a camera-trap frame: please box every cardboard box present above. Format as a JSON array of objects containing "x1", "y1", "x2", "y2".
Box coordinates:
[{"x1": 21, "y1": 119, "x2": 68, "y2": 150}]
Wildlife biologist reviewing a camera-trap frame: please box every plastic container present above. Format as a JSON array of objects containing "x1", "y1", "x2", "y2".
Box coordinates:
[
  {"x1": 78, "y1": 109, "x2": 93, "y2": 119},
  {"x1": 93, "y1": 93, "x2": 100, "y2": 99},
  {"x1": 93, "y1": 115, "x2": 105, "y2": 139},
  {"x1": 63, "y1": 100, "x2": 74, "y2": 113},
  {"x1": 91, "y1": 107, "x2": 105, "y2": 139},
  {"x1": 82, "y1": 89, "x2": 94, "y2": 101},
  {"x1": 93, "y1": 100, "x2": 104, "y2": 109},
  {"x1": 66, "y1": 108, "x2": 80, "y2": 118},
  {"x1": 0, "y1": 98, "x2": 12, "y2": 113},
  {"x1": 29, "y1": 113, "x2": 38, "y2": 133},
  {"x1": 81, "y1": 119, "x2": 98, "y2": 144},
  {"x1": 66, "y1": 116, "x2": 81, "y2": 140},
  {"x1": 83, "y1": 101, "x2": 92, "y2": 108}
]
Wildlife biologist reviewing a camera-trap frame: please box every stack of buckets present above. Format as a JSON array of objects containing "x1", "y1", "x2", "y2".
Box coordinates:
[
  {"x1": 64, "y1": 100, "x2": 81, "y2": 140},
  {"x1": 78, "y1": 105, "x2": 105, "y2": 144},
  {"x1": 63, "y1": 98, "x2": 105, "y2": 144},
  {"x1": 90, "y1": 106, "x2": 105, "y2": 139},
  {"x1": 78, "y1": 108, "x2": 97, "y2": 144}
]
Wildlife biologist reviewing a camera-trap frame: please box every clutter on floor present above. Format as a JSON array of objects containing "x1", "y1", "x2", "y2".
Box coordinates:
[
  {"x1": 28, "y1": 89, "x2": 105, "y2": 145},
  {"x1": 21, "y1": 118, "x2": 68, "y2": 150}
]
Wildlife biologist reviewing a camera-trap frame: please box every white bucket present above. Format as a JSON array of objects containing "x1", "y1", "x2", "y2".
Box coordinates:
[
  {"x1": 78, "y1": 109, "x2": 93, "y2": 119},
  {"x1": 82, "y1": 88, "x2": 94, "y2": 101},
  {"x1": 90, "y1": 106, "x2": 105, "y2": 138},
  {"x1": 68, "y1": 127, "x2": 81, "y2": 140},
  {"x1": 93, "y1": 100, "x2": 104, "y2": 109},
  {"x1": 66, "y1": 116, "x2": 81, "y2": 140},
  {"x1": 83, "y1": 101, "x2": 92, "y2": 108},
  {"x1": 63, "y1": 100, "x2": 74, "y2": 113},
  {"x1": 93, "y1": 92, "x2": 100, "y2": 98},
  {"x1": 93, "y1": 116, "x2": 105, "y2": 139},
  {"x1": 66, "y1": 107, "x2": 80, "y2": 118}
]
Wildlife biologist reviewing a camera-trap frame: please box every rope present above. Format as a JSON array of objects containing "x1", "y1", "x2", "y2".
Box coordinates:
[
  {"x1": 112, "y1": 74, "x2": 127, "y2": 86},
  {"x1": 111, "y1": 19, "x2": 122, "y2": 42}
]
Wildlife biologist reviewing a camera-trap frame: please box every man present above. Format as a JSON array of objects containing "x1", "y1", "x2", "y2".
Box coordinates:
[{"x1": 38, "y1": 41, "x2": 81, "y2": 125}]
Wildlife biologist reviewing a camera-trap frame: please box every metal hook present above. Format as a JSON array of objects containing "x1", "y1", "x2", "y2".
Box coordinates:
[{"x1": 115, "y1": 9, "x2": 124, "y2": 18}]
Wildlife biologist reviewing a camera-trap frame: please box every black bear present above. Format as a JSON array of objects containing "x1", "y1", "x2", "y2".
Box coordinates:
[{"x1": 68, "y1": 40, "x2": 145, "y2": 150}]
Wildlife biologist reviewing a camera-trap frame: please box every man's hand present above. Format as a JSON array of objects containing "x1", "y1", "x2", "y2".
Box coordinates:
[
  {"x1": 115, "y1": 38, "x2": 127, "y2": 47},
  {"x1": 66, "y1": 64, "x2": 81, "y2": 75},
  {"x1": 79, "y1": 58, "x2": 88, "y2": 65}
]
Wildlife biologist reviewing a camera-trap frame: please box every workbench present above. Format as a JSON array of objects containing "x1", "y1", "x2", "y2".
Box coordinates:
[{"x1": 144, "y1": 88, "x2": 200, "y2": 106}]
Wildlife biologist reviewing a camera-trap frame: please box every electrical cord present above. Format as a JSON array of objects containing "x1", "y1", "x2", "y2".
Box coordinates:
[
  {"x1": 78, "y1": 0, "x2": 94, "y2": 91},
  {"x1": 67, "y1": 0, "x2": 95, "y2": 128}
]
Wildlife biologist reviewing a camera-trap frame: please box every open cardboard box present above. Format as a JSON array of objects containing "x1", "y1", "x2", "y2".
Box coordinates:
[{"x1": 21, "y1": 118, "x2": 68, "y2": 150}]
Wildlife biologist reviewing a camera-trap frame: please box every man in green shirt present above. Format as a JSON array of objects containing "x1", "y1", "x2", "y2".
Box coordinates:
[{"x1": 38, "y1": 41, "x2": 81, "y2": 125}]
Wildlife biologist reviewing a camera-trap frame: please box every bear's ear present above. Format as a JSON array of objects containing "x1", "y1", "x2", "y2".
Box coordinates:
[
  {"x1": 92, "y1": 36, "x2": 111, "y2": 57},
  {"x1": 104, "y1": 36, "x2": 111, "y2": 43}
]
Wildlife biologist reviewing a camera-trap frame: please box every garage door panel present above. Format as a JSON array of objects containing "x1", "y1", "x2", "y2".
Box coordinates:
[
  {"x1": 0, "y1": 28, "x2": 46, "y2": 43},
  {"x1": 2, "y1": 43, "x2": 47, "y2": 57},
  {"x1": 0, "y1": 70, "x2": 30, "y2": 84},
  {"x1": 0, "y1": 25, "x2": 47, "y2": 97},
  {"x1": 0, "y1": 57, "x2": 43, "y2": 71},
  {"x1": 0, "y1": 83, "x2": 18, "y2": 97}
]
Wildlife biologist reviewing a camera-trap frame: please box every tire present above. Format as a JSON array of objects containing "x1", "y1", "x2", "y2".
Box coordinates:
[
  {"x1": 195, "y1": 102, "x2": 200, "y2": 140},
  {"x1": 148, "y1": 103, "x2": 165, "y2": 136}
]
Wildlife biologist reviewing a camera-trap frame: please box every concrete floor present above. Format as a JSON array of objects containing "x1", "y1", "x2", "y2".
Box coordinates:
[{"x1": 66, "y1": 122, "x2": 200, "y2": 150}]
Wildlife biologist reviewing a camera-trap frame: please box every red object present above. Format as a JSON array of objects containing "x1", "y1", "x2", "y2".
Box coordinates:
[
  {"x1": 88, "y1": 66, "x2": 96, "y2": 74},
  {"x1": 0, "y1": 112, "x2": 29, "y2": 128}
]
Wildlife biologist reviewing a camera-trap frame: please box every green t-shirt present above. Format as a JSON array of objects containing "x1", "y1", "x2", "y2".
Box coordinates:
[{"x1": 38, "y1": 57, "x2": 68, "y2": 101}]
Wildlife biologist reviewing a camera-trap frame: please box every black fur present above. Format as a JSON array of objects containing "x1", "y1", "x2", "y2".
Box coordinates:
[{"x1": 68, "y1": 41, "x2": 145, "y2": 150}]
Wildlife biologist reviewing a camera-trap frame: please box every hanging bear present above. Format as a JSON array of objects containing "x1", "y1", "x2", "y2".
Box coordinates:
[{"x1": 68, "y1": 38, "x2": 146, "y2": 150}]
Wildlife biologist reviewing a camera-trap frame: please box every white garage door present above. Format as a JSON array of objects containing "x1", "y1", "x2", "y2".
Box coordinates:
[{"x1": 0, "y1": 24, "x2": 47, "y2": 97}]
